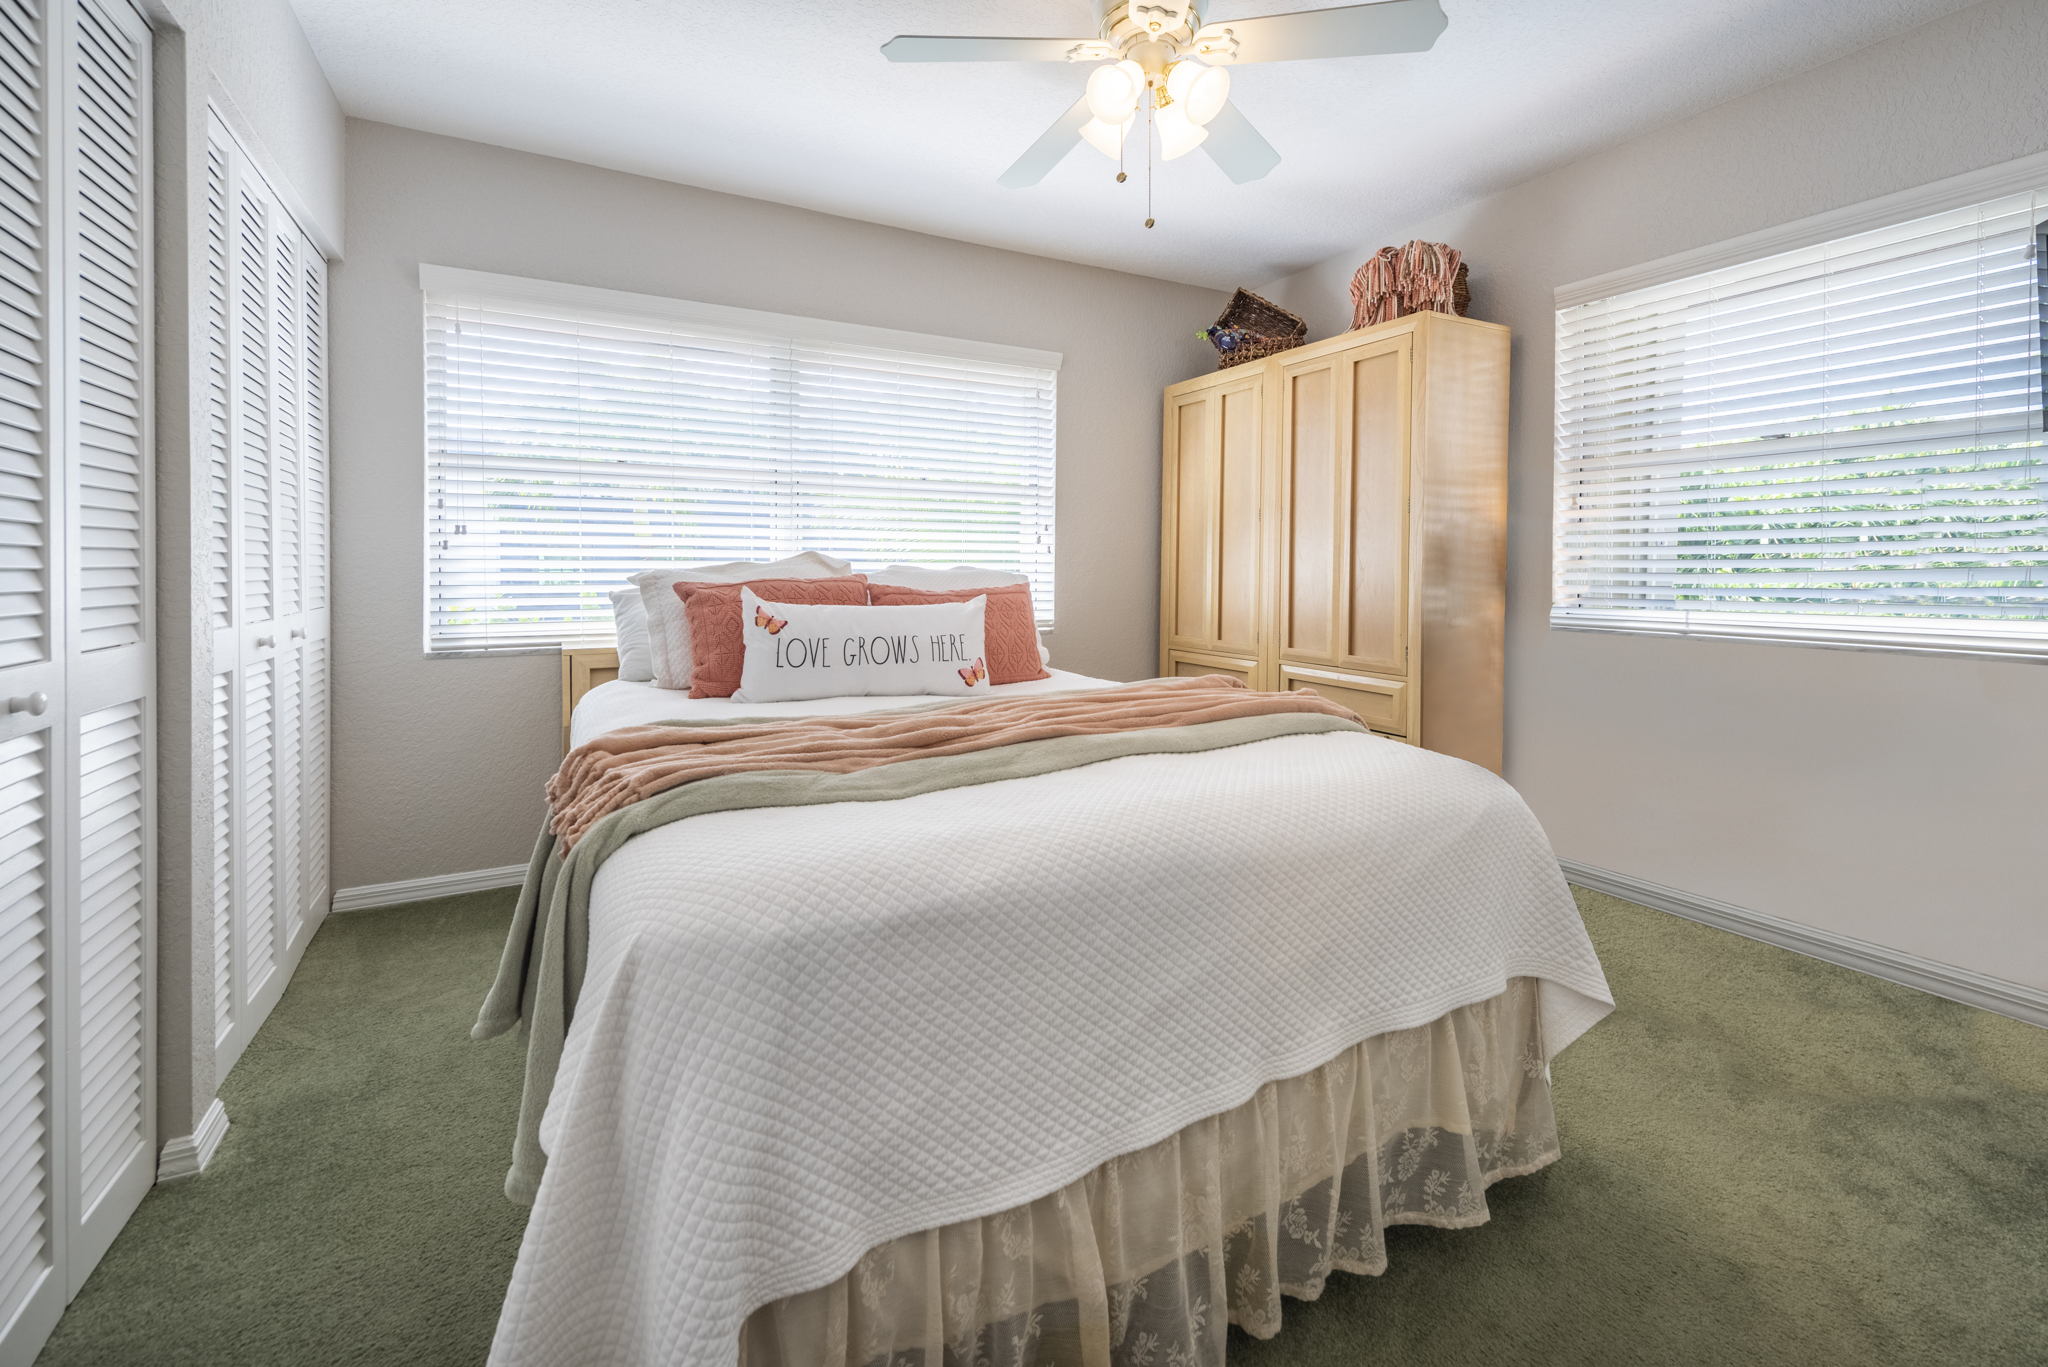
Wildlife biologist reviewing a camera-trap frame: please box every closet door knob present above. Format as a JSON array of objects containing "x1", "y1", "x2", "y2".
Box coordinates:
[
  {"x1": 289, "y1": 627, "x2": 305, "y2": 639},
  {"x1": 6, "y1": 692, "x2": 47, "y2": 717},
  {"x1": 256, "y1": 634, "x2": 275, "y2": 649}
]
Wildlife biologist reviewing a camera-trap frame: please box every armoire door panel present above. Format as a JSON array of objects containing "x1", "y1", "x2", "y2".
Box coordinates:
[
  {"x1": 1167, "y1": 649, "x2": 1256, "y2": 686},
  {"x1": 1213, "y1": 381, "x2": 1262, "y2": 654},
  {"x1": 1279, "y1": 666, "x2": 1409, "y2": 737},
  {"x1": 1280, "y1": 359, "x2": 1341, "y2": 662},
  {"x1": 1168, "y1": 394, "x2": 1215, "y2": 644},
  {"x1": 1342, "y1": 340, "x2": 1411, "y2": 675}
]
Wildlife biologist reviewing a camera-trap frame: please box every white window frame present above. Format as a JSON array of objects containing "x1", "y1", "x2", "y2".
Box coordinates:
[
  {"x1": 1553, "y1": 149, "x2": 2048, "y2": 662},
  {"x1": 419, "y1": 266, "x2": 1061, "y2": 656}
]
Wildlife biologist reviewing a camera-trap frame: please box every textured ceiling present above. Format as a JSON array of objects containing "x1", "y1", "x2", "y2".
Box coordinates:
[{"x1": 287, "y1": 0, "x2": 1984, "y2": 288}]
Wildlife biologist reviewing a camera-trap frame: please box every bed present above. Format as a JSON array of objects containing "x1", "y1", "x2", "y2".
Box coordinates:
[{"x1": 483, "y1": 657, "x2": 1613, "y2": 1367}]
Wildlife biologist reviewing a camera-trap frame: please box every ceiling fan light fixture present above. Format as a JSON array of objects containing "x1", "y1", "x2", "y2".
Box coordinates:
[
  {"x1": 884, "y1": 0, "x2": 1453, "y2": 197},
  {"x1": 1084, "y1": 59, "x2": 1146, "y2": 124},
  {"x1": 1078, "y1": 115, "x2": 1132, "y2": 159},
  {"x1": 1165, "y1": 59, "x2": 1229, "y2": 125},
  {"x1": 1154, "y1": 104, "x2": 1208, "y2": 161}
]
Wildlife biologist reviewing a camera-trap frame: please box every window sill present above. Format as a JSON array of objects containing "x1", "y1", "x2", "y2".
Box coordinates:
[
  {"x1": 424, "y1": 643, "x2": 610, "y2": 660},
  {"x1": 1548, "y1": 612, "x2": 2048, "y2": 664}
]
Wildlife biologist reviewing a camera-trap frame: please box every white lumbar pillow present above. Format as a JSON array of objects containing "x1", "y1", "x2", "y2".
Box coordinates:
[
  {"x1": 734, "y1": 589, "x2": 989, "y2": 704},
  {"x1": 610, "y1": 588, "x2": 654, "y2": 682},
  {"x1": 632, "y1": 551, "x2": 852, "y2": 690},
  {"x1": 864, "y1": 564, "x2": 1029, "y2": 591}
]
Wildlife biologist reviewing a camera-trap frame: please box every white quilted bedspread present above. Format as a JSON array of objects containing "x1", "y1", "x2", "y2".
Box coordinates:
[{"x1": 489, "y1": 729, "x2": 1613, "y2": 1366}]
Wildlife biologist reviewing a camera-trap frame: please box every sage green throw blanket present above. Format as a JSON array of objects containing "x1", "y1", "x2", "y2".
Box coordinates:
[{"x1": 472, "y1": 709, "x2": 1365, "y2": 1203}]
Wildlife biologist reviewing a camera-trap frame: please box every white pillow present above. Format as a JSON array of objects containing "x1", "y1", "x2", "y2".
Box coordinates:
[
  {"x1": 734, "y1": 589, "x2": 988, "y2": 704},
  {"x1": 632, "y1": 552, "x2": 852, "y2": 690},
  {"x1": 610, "y1": 589, "x2": 654, "y2": 682},
  {"x1": 865, "y1": 564, "x2": 1029, "y2": 591}
]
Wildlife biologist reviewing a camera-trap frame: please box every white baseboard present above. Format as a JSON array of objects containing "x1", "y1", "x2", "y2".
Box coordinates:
[
  {"x1": 330, "y1": 863, "x2": 527, "y2": 914},
  {"x1": 157, "y1": 1098, "x2": 230, "y2": 1183},
  {"x1": 1561, "y1": 859, "x2": 2048, "y2": 1031}
]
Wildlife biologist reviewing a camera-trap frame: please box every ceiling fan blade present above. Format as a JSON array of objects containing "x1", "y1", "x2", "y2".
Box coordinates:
[
  {"x1": 1193, "y1": 0, "x2": 1447, "y2": 65},
  {"x1": 998, "y1": 97, "x2": 1092, "y2": 188},
  {"x1": 1200, "y1": 104, "x2": 1281, "y2": 183},
  {"x1": 881, "y1": 34, "x2": 1105, "y2": 63}
]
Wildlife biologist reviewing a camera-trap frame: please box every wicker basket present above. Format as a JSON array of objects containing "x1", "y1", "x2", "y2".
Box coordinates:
[{"x1": 1201, "y1": 288, "x2": 1308, "y2": 369}]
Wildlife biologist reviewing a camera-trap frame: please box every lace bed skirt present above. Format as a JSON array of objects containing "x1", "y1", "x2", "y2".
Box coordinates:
[{"x1": 741, "y1": 978, "x2": 1557, "y2": 1367}]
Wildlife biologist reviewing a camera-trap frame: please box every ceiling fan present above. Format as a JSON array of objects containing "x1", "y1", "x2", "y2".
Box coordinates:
[{"x1": 881, "y1": 0, "x2": 1448, "y2": 196}]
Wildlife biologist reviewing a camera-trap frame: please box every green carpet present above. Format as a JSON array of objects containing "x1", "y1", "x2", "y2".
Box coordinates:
[{"x1": 35, "y1": 888, "x2": 2048, "y2": 1366}]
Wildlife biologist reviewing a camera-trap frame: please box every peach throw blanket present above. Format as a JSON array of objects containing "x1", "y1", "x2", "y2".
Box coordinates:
[{"x1": 548, "y1": 675, "x2": 1359, "y2": 850}]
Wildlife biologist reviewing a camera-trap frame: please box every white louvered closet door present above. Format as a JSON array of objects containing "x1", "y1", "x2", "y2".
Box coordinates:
[
  {"x1": 59, "y1": 0, "x2": 151, "y2": 1286},
  {"x1": 0, "y1": 0, "x2": 152, "y2": 1360},
  {"x1": 0, "y1": 0, "x2": 64, "y2": 1351},
  {"x1": 205, "y1": 113, "x2": 329, "y2": 1080}
]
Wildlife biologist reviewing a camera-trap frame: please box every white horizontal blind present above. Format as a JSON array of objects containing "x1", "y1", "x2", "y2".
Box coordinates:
[
  {"x1": 1555, "y1": 186, "x2": 2048, "y2": 657},
  {"x1": 424, "y1": 280, "x2": 1059, "y2": 653}
]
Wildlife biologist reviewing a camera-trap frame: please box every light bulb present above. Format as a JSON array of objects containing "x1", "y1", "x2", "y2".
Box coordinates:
[
  {"x1": 1154, "y1": 104, "x2": 1208, "y2": 160},
  {"x1": 1165, "y1": 60, "x2": 1229, "y2": 126},
  {"x1": 1079, "y1": 116, "x2": 1131, "y2": 159},
  {"x1": 1084, "y1": 59, "x2": 1145, "y2": 124}
]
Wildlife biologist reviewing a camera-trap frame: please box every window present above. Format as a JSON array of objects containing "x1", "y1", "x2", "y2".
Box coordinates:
[
  {"x1": 422, "y1": 268, "x2": 1059, "y2": 653},
  {"x1": 1553, "y1": 175, "x2": 2048, "y2": 658}
]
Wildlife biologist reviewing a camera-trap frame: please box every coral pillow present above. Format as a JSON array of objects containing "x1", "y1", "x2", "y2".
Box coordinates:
[
  {"x1": 633, "y1": 551, "x2": 853, "y2": 689},
  {"x1": 864, "y1": 582, "x2": 1050, "y2": 684},
  {"x1": 676, "y1": 575, "x2": 870, "y2": 698}
]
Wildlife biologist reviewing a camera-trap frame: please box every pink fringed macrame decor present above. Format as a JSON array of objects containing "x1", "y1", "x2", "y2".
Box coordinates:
[{"x1": 1348, "y1": 241, "x2": 1469, "y2": 331}]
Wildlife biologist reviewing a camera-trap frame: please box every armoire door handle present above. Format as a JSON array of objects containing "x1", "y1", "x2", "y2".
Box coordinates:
[
  {"x1": 256, "y1": 634, "x2": 275, "y2": 649},
  {"x1": 6, "y1": 691, "x2": 48, "y2": 717}
]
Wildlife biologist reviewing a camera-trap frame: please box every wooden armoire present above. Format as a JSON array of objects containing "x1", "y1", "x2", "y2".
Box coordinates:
[{"x1": 1159, "y1": 310, "x2": 1509, "y2": 771}]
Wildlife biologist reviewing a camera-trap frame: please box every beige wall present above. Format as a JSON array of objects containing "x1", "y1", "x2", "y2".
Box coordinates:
[
  {"x1": 330, "y1": 120, "x2": 1223, "y2": 890},
  {"x1": 149, "y1": 0, "x2": 345, "y2": 1140},
  {"x1": 1259, "y1": 0, "x2": 2048, "y2": 993}
]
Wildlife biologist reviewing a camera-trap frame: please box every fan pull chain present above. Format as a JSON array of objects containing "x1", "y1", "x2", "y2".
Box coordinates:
[{"x1": 1144, "y1": 89, "x2": 1156, "y2": 229}]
